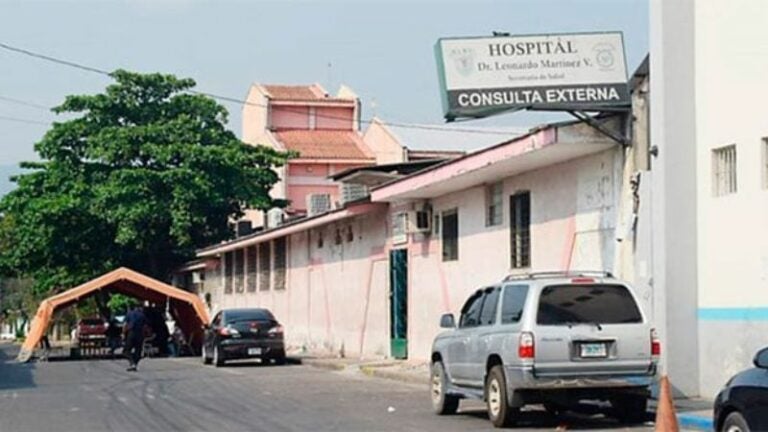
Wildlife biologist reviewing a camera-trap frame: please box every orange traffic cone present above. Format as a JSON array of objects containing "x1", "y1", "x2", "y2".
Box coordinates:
[{"x1": 655, "y1": 375, "x2": 680, "y2": 432}]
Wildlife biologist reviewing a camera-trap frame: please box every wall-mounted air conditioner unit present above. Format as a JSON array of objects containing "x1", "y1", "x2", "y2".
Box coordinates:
[
  {"x1": 408, "y1": 209, "x2": 432, "y2": 233},
  {"x1": 306, "y1": 193, "x2": 332, "y2": 217},
  {"x1": 266, "y1": 208, "x2": 285, "y2": 229}
]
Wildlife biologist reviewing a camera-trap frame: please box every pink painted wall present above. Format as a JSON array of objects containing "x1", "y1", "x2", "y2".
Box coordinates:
[
  {"x1": 288, "y1": 185, "x2": 340, "y2": 212},
  {"x1": 208, "y1": 209, "x2": 392, "y2": 359},
  {"x1": 271, "y1": 106, "x2": 310, "y2": 130},
  {"x1": 316, "y1": 106, "x2": 354, "y2": 130},
  {"x1": 288, "y1": 163, "x2": 330, "y2": 177},
  {"x1": 286, "y1": 162, "x2": 370, "y2": 212}
]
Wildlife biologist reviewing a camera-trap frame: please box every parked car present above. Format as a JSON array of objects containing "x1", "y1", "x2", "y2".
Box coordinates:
[
  {"x1": 714, "y1": 347, "x2": 768, "y2": 432},
  {"x1": 201, "y1": 308, "x2": 286, "y2": 367},
  {"x1": 430, "y1": 271, "x2": 659, "y2": 428},
  {"x1": 75, "y1": 317, "x2": 108, "y2": 342}
]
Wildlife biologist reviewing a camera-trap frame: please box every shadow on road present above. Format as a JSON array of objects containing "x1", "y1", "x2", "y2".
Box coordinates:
[
  {"x1": 0, "y1": 343, "x2": 36, "y2": 390},
  {"x1": 455, "y1": 404, "x2": 654, "y2": 430},
  {"x1": 213, "y1": 359, "x2": 303, "y2": 368}
]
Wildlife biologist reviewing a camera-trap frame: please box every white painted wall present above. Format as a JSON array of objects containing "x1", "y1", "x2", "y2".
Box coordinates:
[
  {"x1": 693, "y1": 0, "x2": 768, "y2": 397},
  {"x1": 407, "y1": 148, "x2": 625, "y2": 360}
]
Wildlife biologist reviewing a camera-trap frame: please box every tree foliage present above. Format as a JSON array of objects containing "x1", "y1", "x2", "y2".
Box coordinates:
[{"x1": 0, "y1": 70, "x2": 288, "y2": 295}]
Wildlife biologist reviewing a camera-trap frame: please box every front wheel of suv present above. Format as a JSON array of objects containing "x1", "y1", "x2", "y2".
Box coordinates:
[
  {"x1": 612, "y1": 394, "x2": 649, "y2": 424},
  {"x1": 486, "y1": 365, "x2": 518, "y2": 428},
  {"x1": 431, "y1": 361, "x2": 459, "y2": 415}
]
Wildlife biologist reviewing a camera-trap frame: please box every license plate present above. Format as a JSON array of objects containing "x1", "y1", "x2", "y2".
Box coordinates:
[
  {"x1": 579, "y1": 343, "x2": 607, "y2": 358},
  {"x1": 247, "y1": 347, "x2": 262, "y2": 356}
]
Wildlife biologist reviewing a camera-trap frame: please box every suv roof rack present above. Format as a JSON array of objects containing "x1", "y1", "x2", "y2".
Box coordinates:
[{"x1": 502, "y1": 270, "x2": 614, "y2": 282}]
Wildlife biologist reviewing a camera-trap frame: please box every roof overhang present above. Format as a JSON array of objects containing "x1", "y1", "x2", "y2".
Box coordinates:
[
  {"x1": 371, "y1": 119, "x2": 619, "y2": 201},
  {"x1": 197, "y1": 202, "x2": 387, "y2": 257},
  {"x1": 337, "y1": 171, "x2": 401, "y2": 187},
  {"x1": 289, "y1": 158, "x2": 374, "y2": 164},
  {"x1": 175, "y1": 258, "x2": 219, "y2": 273},
  {"x1": 270, "y1": 100, "x2": 356, "y2": 108}
]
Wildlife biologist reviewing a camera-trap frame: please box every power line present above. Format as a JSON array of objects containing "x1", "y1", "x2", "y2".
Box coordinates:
[
  {"x1": 0, "y1": 115, "x2": 50, "y2": 126},
  {"x1": 0, "y1": 95, "x2": 51, "y2": 111},
  {"x1": 0, "y1": 41, "x2": 521, "y2": 136},
  {"x1": 0, "y1": 42, "x2": 110, "y2": 76}
]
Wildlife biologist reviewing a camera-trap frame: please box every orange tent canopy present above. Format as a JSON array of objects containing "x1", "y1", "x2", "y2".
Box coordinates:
[{"x1": 18, "y1": 267, "x2": 210, "y2": 362}]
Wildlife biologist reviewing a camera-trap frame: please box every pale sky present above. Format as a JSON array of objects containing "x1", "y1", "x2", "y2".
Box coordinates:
[{"x1": 0, "y1": 0, "x2": 648, "y2": 165}]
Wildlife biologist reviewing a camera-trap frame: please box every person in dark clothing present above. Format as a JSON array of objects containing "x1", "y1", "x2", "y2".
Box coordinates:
[
  {"x1": 105, "y1": 320, "x2": 122, "y2": 358},
  {"x1": 144, "y1": 306, "x2": 170, "y2": 356},
  {"x1": 123, "y1": 306, "x2": 147, "y2": 371}
]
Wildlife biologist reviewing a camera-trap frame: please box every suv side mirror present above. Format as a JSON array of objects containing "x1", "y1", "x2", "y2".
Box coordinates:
[
  {"x1": 754, "y1": 347, "x2": 768, "y2": 369},
  {"x1": 440, "y1": 313, "x2": 455, "y2": 329}
]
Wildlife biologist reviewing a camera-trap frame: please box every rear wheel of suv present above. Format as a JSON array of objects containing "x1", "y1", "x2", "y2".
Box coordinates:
[
  {"x1": 486, "y1": 365, "x2": 518, "y2": 427},
  {"x1": 722, "y1": 411, "x2": 750, "y2": 432},
  {"x1": 431, "y1": 361, "x2": 459, "y2": 415},
  {"x1": 612, "y1": 394, "x2": 648, "y2": 424}
]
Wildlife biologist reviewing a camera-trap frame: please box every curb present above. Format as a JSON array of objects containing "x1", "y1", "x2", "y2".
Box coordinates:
[
  {"x1": 359, "y1": 365, "x2": 430, "y2": 385},
  {"x1": 678, "y1": 413, "x2": 714, "y2": 431},
  {"x1": 294, "y1": 357, "x2": 348, "y2": 371}
]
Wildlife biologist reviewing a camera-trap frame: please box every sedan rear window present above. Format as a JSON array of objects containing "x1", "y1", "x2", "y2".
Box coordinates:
[
  {"x1": 225, "y1": 309, "x2": 275, "y2": 323},
  {"x1": 81, "y1": 319, "x2": 105, "y2": 325},
  {"x1": 537, "y1": 284, "x2": 642, "y2": 325}
]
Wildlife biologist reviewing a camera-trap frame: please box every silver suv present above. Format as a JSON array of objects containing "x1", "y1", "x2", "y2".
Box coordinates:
[{"x1": 430, "y1": 271, "x2": 659, "y2": 427}]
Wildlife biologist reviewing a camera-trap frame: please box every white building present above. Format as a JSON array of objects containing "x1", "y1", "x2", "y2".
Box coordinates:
[{"x1": 651, "y1": 0, "x2": 768, "y2": 397}]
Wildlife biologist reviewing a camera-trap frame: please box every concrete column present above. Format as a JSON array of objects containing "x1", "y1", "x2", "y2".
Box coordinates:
[{"x1": 649, "y1": 0, "x2": 700, "y2": 396}]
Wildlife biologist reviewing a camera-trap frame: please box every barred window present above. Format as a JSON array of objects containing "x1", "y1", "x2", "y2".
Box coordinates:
[
  {"x1": 712, "y1": 145, "x2": 737, "y2": 196},
  {"x1": 334, "y1": 228, "x2": 343, "y2": 245},
  {"x1": 259, "y1": 242, "x2": 271, "y2": 291},
  {"x1": 442, "y1": 209, "x2": 458, "y2": 261},
  {"x1": 486, "y1": 182, "x2": 503, "y2": 226},
  {"x1": 234, "y1": 248, "x2": 245, "y2": 293},
  {"x1": 246, "y1": 245, "x2": 257, "y2": 292},
  {"x1": 346, "y1": 225, "x2": 354, "y2": 242},
  {"x1": 273, "y1": 238, "x2": 287, "y2": 291},
  {"x1": 510, "y1": 192, "x2": 531, "y2": 269},
  {"x1": 224, "y1": 251, "x2": 233, "y2": 294}
]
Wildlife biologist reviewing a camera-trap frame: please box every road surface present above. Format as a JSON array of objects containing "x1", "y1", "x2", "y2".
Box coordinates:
[{"x1": 0, "y1": 343, "x2": 655, "y2": 431}]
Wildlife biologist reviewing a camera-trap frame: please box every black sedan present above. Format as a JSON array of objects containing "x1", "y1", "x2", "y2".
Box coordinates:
[
  {"x1": 202, "y1": 308, "x2": 286, "y2": 367},
  {"x1": 715, "y1": 347, "x2": 768, "y2": 432}
]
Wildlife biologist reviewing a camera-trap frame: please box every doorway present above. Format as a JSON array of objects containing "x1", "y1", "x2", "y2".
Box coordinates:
[{"x1": 389, "y1": 249, "x2": 408, "y2": 359}]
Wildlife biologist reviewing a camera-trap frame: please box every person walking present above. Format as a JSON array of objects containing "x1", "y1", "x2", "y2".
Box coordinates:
[{"x1": 123, "y1": 305, "x2": 147, "y2": 372}]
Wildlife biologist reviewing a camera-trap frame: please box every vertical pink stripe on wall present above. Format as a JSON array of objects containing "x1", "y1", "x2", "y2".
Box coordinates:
[{"x1": 560, "y1": 215, "x2": 577, "y2": 271}]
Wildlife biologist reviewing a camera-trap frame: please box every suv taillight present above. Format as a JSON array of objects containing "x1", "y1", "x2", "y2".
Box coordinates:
[
  {"x1": 518, "y1": 332, "x2": 535, "y2": 359},
  {"x1": 651, "y1": 328, "x2": 661, "y2": 358}
]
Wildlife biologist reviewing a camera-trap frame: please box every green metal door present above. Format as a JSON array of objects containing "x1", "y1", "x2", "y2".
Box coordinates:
[{"x1": 389, "y1": 249, "x2": 408, "y2": 359}]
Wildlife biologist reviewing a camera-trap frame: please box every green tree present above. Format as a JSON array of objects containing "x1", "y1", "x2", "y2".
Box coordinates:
[{"x1": 0, "y1": 70, "x2": 287, "y2": 295}]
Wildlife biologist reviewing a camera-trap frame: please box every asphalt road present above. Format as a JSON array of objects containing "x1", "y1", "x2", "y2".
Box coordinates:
[{"x1": 0, "y1": 343, "x2": 654, "y2": 432}]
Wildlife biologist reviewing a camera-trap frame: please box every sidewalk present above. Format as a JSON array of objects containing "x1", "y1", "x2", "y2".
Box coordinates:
[
  {"x1": 673, "y1": 398, "x2": 713, "y2": 431},
  {"x1": 291, "y1": 354, "x2": 714, "y2": 430}
]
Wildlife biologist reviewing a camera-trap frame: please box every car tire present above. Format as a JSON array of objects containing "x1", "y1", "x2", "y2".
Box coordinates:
[
  {"x1": 612, "y1": 394, "x2": 649, "y2": 424},
  {"x1": 272, "y1": 354, "x2": 286, "y2": 366},
  {"x1": 486, "y1": 365, "x2": 518, "y2": 428},
  {"x1": 213, "y1": 345, "x2": 225, "y2": 367},
  {"x1": 202, "y1": 345, "x2": 212, "y2": 365},
  {"x1": 431, "y1": 361, "x2": 459, "y2": 415},
  {"x1": 722, "y1": 411, "x2": 750, "y2": 432}
]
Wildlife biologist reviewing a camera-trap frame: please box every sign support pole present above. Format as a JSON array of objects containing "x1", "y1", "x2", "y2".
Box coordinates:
[{"x1": 566, "y1": 109, "x2": 631, "y2": 146}]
